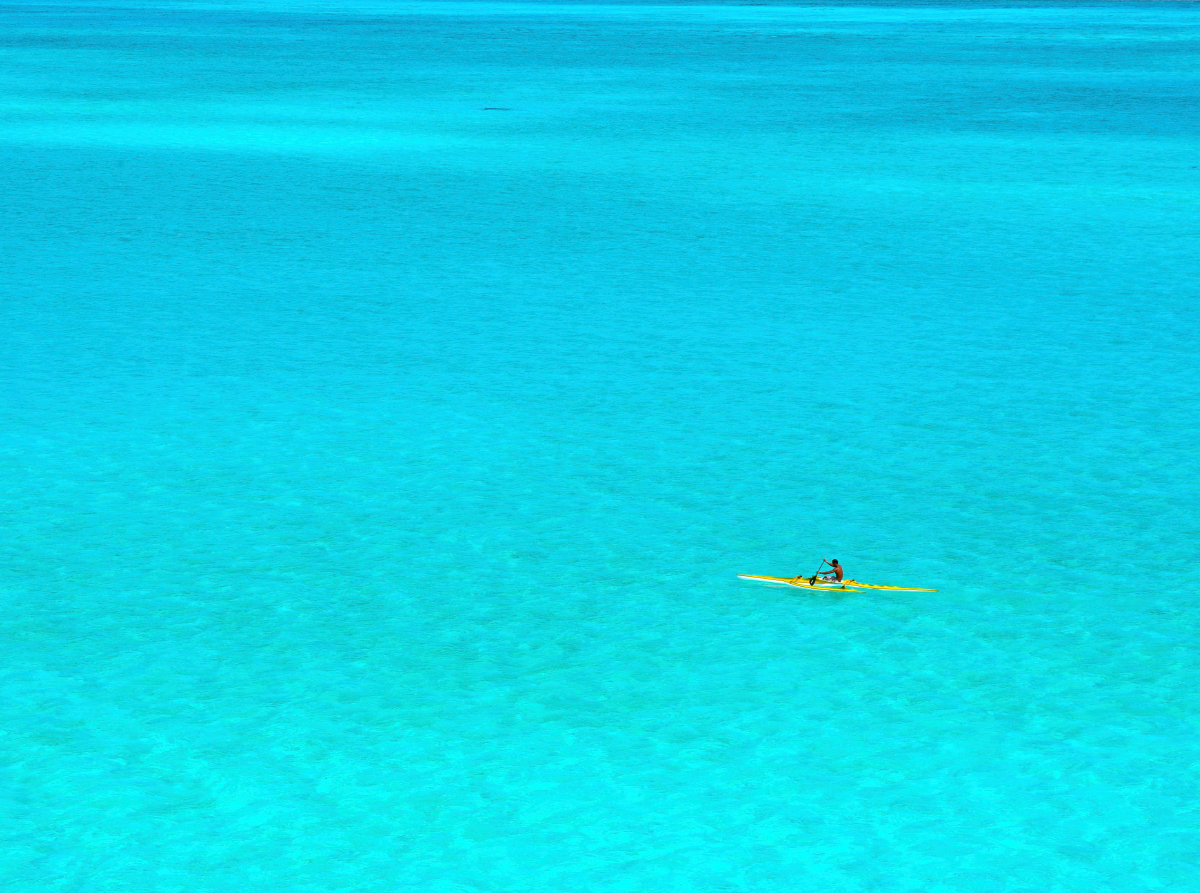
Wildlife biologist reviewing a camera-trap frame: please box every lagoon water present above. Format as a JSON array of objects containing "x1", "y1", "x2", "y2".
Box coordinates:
[{"x1": 3, "y1": 1, "x2": 1200, "y2": 889}]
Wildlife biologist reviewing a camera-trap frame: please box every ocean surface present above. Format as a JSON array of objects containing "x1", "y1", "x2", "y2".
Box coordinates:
[{"x1": 3, "y1": 1, "x2": 1199, "y2": 889}]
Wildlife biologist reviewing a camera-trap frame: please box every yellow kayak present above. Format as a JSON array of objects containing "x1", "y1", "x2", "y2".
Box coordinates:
[{"x1": 738, "y1": 574, "x2": 936, "y2": 592}]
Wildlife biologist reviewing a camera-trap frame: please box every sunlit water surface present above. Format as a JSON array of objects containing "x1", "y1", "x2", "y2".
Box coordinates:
[{"x1": 2, "y1": 1, "x2": 1199, "y2": 890}]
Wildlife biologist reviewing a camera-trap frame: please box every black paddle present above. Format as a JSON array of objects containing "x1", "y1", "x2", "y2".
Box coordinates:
[{"x1": 808, "y1": 558, "x2": 831, "y2": 586}]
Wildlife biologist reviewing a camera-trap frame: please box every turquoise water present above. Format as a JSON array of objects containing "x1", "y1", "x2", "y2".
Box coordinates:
[{"x1": 3, "y1": 1, "x2": 1199, "y2": 889}]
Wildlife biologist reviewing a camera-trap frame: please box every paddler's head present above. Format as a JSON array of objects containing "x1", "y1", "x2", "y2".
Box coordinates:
[{"x1": 830, "y1": 559, "x2": 839, "y2": 566}]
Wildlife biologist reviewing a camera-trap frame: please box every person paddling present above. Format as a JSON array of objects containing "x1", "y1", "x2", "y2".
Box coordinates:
[
  {"x1": 819, "y1": 559, "x2": 843, "y2": 582},
  {"x1": 793, "y1": 559, "x2": 843, "y2": 585}
]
